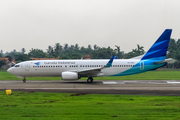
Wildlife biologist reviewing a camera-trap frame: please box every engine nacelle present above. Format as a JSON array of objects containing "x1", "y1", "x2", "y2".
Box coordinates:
[{"x1": 61, "y1": 71, "x2": 78, "y2": 80}]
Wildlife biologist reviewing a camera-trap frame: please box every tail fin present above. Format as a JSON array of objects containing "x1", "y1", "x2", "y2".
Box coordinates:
[{"x1": 141, "y1": 29, "x2": 172, "y2": 60}]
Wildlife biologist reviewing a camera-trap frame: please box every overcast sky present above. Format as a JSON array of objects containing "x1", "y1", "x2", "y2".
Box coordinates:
[{"x1": 0, "y1": 0, "x2": 180, "y2": 54}]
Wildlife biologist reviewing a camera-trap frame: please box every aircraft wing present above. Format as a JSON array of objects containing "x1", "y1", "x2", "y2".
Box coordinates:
[
  {"x1": 70, "y1": 56, "x2": 115, "y2": 77},
  {"x1": 77, "y1": 67, "x2": 102, "y2": 77}
]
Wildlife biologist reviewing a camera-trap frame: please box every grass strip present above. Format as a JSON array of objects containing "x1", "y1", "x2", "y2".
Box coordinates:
[{"x1": 0, "y1": 91, "x2": 180, "y2": 120}]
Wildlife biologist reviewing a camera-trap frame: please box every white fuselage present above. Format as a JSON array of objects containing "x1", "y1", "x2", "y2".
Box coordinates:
[{"x1": 7, "y1": 59, "x2": 140, "y2": 78}]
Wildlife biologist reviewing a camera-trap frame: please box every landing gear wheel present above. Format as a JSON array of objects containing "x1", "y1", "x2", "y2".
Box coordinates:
[
  {"x1": 23, "y1": 79, "x2": 26, "y2": 83},
  {"x1": 87, "y1": 77, "x2": 93, "y2": 83}
]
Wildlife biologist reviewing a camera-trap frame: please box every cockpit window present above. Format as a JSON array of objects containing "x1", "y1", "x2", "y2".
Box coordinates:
[{"x1": 15, "y1": 65, "x2": 20, "y2": 67}]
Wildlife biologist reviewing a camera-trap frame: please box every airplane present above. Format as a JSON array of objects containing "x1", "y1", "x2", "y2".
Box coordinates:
[{"x1": 7, "y1": 29, "x2": 172, "y2": 83}]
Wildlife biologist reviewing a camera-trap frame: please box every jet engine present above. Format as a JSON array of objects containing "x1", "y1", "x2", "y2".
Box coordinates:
[{"x1": 61, "y1": 71, "x2": 78, "y2": 80}]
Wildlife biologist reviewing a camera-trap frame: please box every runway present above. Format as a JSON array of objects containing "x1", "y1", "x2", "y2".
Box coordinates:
[{"x1": 1, "y1": 80, "x2": 180, "y2": 96}]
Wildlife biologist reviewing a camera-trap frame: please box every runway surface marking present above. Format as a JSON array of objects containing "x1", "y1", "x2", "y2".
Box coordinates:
[
  {"x1": 103, "y1": 81, "x2": 180, "y2": 84},
  {"x1": 167, "y1": 81, "x2": 180, "y2": 84}
]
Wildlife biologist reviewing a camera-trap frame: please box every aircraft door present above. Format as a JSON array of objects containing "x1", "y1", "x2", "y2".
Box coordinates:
[
  {"x1": 25, "y1": 63, "x2": 29, "y2": 71},
  {"x1": 140, "y1": 61, "x2": 144, "y2": 70}
]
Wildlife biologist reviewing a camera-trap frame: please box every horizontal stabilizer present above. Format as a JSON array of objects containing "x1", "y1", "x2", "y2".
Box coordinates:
[{"x1": 153, "y1": 58, "x2": 173, "y2": 64}]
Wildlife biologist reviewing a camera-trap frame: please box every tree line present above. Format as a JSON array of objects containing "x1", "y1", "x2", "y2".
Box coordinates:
[{"x1": 0, "y1": 38, "x2": 180, "y2": 66}]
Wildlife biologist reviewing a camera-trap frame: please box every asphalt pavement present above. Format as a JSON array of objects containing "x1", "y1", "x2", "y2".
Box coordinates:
[{"x1": 1, "y1": 80, "x2": 180, "y2": 96}]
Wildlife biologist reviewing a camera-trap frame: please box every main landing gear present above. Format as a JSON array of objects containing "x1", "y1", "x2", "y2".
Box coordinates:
[
  {"x1": 87, "y1": 77, "x2": 93, "y2": 83},
  {"x1": 23, "y1": 78, "x2": 26, "y2": 83}
]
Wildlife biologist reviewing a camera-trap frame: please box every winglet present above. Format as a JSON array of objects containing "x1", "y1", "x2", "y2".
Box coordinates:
[
  {"x1": 114, "y1": 56, "x2": 118, "y2": 59},
  {"x1": 104, "y1": 56, "x2": 115, "y2": 68}
]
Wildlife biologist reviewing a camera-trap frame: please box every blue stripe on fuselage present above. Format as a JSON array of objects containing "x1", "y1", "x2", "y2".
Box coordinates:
[{"x1": 111, "y1": 59, "x2": 165, "y2": 76}]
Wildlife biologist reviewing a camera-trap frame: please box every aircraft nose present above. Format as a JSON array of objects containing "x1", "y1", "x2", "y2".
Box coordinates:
[{"x1": 7, "y1": 68, "x2": 14, "y2": 74}]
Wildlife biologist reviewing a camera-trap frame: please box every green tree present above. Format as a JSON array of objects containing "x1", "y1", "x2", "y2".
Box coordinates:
[
  {"x1": 91, "y1": 47, "x2": 116, "y2": 59},
  {"x1": 137, "y1": 44, "x2": 144, "y2": 54},
  {"x1": 0, "y1": 53, "x2": 3, "y2": 57},
  {"x1": 0, "y1": 60, "x2": 6, "y2": 68},
  {"x1": 123, "y1": 52, "x2": 135, "y2": 59},
  {"x1": 70, "y1": 45, "x2": 75, "y2": 50},
  {"x1": 93, "y1": 44, "x2": 99, "y2": 50},
  {"x1": 128, "y1": 44, "x2": 145, "y2": 58},
  {"x1": 168, "y1": 39, "x2": 176, "y2": 53},
  {"x1": 64, "y1": 44, "x2": 69, "y2": 50},
  {"x1": 80, "y1": 46, "x2": 93, "y2": 55},
  {"x1": 167, "y1": 39, "x2": 180, "y2": 60},
  {"x1": 47, "y1": 46, "x2": 54, "y2": 57},
  {"x1": 54, "y1": 43, "x2": 62, "y2": 57},
  {"x1": 88, "y1": 45, "x2": 92, "y2": 50},
  {"x1": 28, "y1": 49, "x2": 47, "y2": 58},
  {"x1": 21, "y1": 48, "x2": 26, "y2": 54},
  {"x1": 173, "y1": 50, "x2": 180, "y2": 62},
  {"x1": 15, "y1": 54, "x2": 30, "y2": 63},
  {"x1": 75, "y1": 44, "x2": 79, "y2": 50},
  {"x1": 114, "y1": 45, "x2": 123, "y2": 59},
  {"x1": 61, "y1": 53, "x2": 82, "y2": 59}
]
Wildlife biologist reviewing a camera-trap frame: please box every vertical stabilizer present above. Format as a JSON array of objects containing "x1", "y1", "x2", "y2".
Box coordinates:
[{"x1": 141, "y1": 29, "x2": 172, "y2": 60}]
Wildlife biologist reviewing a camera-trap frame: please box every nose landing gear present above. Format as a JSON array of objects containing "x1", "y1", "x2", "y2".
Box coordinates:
[{"x1": 87, "y1": 77, "x2": 93, "y2": 83}]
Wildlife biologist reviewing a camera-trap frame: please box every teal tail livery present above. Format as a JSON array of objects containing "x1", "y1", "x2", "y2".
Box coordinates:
[
  {"x1": 7, "y1": 29, "x2": 172, "y2": 83},
  {"x1": 112, "y1": 29, "x2": 172, "y2": 76}
]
